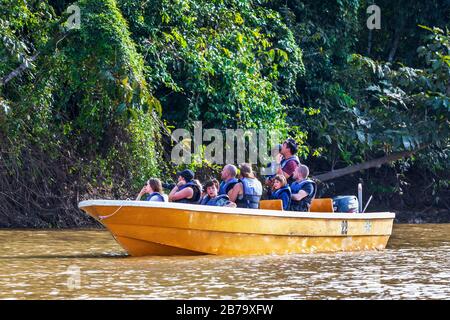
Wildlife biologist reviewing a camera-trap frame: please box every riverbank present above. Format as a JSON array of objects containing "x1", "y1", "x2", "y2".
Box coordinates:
[{"x1": 394, "y1": 209, "x2": 450, "y2": 224}]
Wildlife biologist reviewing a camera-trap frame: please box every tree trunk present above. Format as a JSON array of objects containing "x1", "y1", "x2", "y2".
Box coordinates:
[
  {"x1": 367, "y1": 29, "x2": 373, "y2": 56},
  {"x1": 313, "y1": 147, "x2": 427, "y2": 182},
  {"x1": 388, "y1": 28, "x2": 401, "y2": 63}
]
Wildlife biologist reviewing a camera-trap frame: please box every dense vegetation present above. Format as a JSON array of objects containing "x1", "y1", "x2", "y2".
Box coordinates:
[{"x1": 0, "y1": 0, "x2": 448, "y2": 227}]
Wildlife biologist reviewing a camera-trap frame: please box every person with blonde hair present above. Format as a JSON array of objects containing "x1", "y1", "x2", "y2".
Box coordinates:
[
  {"x1": 136, "y1": 178, "x2": 166, "y2": 202},
  {"x1": 228, "y1": 163, "x2": 263, "y2": 209}
]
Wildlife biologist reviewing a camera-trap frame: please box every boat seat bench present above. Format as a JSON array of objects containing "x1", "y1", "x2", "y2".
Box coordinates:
[{"x1": 260, "y1": 198, "x2": 334, "y2": 212}]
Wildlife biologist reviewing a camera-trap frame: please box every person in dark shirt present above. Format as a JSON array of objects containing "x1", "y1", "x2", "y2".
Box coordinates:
[
  {"x1": 289, "y1": 164, "x2": 316, "y2": 212},
  {"x1": 168, "y1": 169, "x2": 201, "y2": 204},
  {"x1": 219, "y1": 164, "x2": 239, "y2": 198}
]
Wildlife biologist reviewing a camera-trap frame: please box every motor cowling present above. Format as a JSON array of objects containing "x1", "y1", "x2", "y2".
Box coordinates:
[{"x1": 333, "y1": 195, "x2": 359, "y2": 213}]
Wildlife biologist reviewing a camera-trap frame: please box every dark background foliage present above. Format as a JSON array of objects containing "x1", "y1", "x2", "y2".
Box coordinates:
[{"x1": 0, "y1": 0, "x2": 448, "y2": 227}]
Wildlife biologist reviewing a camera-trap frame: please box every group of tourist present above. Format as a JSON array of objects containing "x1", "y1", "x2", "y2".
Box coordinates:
[{"x1": 136, "y1": 139, "x2": 317, "y2": 212}]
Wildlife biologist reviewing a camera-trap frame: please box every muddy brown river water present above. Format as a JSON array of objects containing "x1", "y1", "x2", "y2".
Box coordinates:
[{"x1": 0, "y1": 224, "x2": 449, "y2": 299}]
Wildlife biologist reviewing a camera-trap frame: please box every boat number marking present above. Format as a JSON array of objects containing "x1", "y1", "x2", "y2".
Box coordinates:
[
  {"x1": 364, "y1": 220, "x2": 372, "y2": 233},
  {"x1": 341, "y1": 221, "x2": 348, "y2": 235}
]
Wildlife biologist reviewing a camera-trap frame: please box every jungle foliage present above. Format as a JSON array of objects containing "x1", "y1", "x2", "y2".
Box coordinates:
[{"x1": 0, "y1": 0, "x2": 448, "y2": 226}]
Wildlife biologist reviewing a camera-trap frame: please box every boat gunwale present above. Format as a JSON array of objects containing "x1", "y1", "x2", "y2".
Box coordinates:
[{"x1": 78, "y1": 200, "x2": 395, "y2": 220}]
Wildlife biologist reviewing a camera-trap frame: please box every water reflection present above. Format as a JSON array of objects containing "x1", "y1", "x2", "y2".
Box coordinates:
[{"x1": 0, "y1": 225, "x2": 449, "y2": 299}]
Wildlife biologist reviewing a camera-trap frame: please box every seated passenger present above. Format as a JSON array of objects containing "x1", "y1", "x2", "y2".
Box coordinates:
[
  {"x1": 268, "y1": 174, "x2": 291, "y2": 210},
  {"x1": 289, "y1": 165, "x2": 317, "y2": 212},
  {"x1": 136, "y1": 178, "x2": 166, "y2": 202},
  {"x1": 200, "y1": 179, "x2": 236, "y2": 207},
  {"x1": 229, "y1": 163, "x2": 263, "y2": 209},
  {"x1": 219, "y1": 164, "x2": 239, "y2": 198},
  {"x1": 168, "y1": 169, "x2": 201, "y2": 204}
]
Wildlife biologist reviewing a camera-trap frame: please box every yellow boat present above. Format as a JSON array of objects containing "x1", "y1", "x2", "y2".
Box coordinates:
[{"x1": 78, "y1": 199, "x2": 394, "y2": 256}]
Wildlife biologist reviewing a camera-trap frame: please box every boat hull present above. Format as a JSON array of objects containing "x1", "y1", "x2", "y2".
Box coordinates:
[{"x1": 79, "y1": 200, "x2": 395, "y2": 256}]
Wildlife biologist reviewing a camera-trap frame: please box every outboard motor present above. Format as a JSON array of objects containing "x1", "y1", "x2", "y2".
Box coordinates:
[{"x1": 333, "y1": 196, "x2": 359, "y2": 213}]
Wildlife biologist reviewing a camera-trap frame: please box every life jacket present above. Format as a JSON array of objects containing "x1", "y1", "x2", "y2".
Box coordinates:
[
  {"x1": 289, "y1": 179, "x2": 317, "y2": 212},
  {"x1": 200, "y1": 194, "x2": 231, "y2": 207},
  {"x1": 174, "y1": 181, "x2": 201, "y2": 204},
  {"x1": 280, "y1": 155, "x2": 300, "y2": 169},
  {"x1": 270, "y1": 186, "x2": 292, "y2": 210},
  {"x1": 218, "y1": 178, "x2": 239, "y2": 196},
  {"x1": 236, "y1": 177, "x2": 263, "y2": 209},
  {"x1": 144, "y1": 192, "x2": 165, "y2": 202},
  {"x1": 280, "y1": 155, "x2": 300, "y2": 184}
]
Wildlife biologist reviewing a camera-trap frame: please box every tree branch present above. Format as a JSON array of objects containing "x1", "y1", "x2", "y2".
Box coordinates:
[
  {"x1": 0, "y1": 53, "x2": 39, "y2": 86},
  {"x1": 313, "y1": 146, "x2": 429, "y2": 182},
  {"x1": 388, "y1": 28, "x2": 401, "y2": 63}
]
